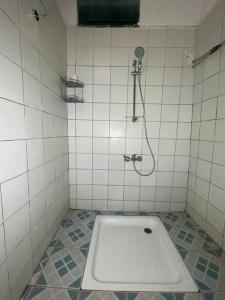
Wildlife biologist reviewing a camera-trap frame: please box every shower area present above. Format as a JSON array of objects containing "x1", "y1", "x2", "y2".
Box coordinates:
[
  {"x1": 0, "y1": 0, "x2": 225, "y2": 299},
  {"x1": 68, "y1": 25, "x2": 194, "y2": 212}
]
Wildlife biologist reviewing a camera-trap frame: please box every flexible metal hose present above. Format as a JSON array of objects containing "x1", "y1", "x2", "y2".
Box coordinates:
[{"x1": 133, "y1": 75, "x2": 155, "y2": 176}]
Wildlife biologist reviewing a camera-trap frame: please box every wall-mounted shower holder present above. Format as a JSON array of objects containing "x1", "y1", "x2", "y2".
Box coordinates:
[{"x1": 123, "y1": 154, "x2": 142, "y2": 162}]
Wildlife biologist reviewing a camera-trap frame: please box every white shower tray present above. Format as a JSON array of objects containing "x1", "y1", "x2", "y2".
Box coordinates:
[{"x1": 82, "y1": 215, "x2": 198, "y2": 292}]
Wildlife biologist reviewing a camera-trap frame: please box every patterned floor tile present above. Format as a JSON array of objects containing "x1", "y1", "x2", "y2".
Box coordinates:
[
  {"x1": 97, "y1": 211, "x2": 139, "y2": 216},
  {"x1": 23, "y1": 210, "x2": 225, "y2": 300},
  {"x1": 67, "y1": 210, "x2": 97, "y2": 227},
  {"x1": 50, "y1": 222, "x2": 92, "y2": 249},
  {"x1": 160, "y1": 212, "x2": 193, "y2": 228},
  {"x1": 183, "y1": 249, "x2": 225, "y2": 292},
  {"x1": 30, "y1": 247, "x2": 87, "y2": 289},
  {"x1": 127, "y1": 292, "x2": 202, "y2": 300},
  {"x1": 201, "y1": 293, "x2": 225, "y2": 300},
  {"x1": 79, "y1": 291, "x2": 126, "y2": 300},
  {"x1": 22, "y1": 286, "x2": 79, "y2": 300},
  {"x1": 168, "y1": 224, "x2": 221, "y2": 253}
]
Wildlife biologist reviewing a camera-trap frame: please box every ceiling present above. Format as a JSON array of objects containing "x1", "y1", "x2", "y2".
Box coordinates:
[{"x1": 56, "y1": 0, "x2": 220, "y2": 27}]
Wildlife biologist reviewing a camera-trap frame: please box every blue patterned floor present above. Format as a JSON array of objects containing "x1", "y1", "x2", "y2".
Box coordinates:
[{"x1": 21, "y1": 211, "x2": 225, "y2": 300}]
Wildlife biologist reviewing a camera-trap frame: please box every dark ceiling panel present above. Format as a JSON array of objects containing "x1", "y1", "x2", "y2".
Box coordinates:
[{"x1": 77, "y1": 0, "x2": 140, "y2": 27}]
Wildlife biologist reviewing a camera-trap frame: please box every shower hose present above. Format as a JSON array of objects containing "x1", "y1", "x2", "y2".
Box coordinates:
[{"x1": 133, "y1": 75, "x2": 156, "y2": 176}]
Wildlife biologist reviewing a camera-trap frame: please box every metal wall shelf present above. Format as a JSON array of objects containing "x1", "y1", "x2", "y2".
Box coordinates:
[
  {"x1": 61, "y1": 78, "x2": 85, "y2": 103},
  {"x1": 62, "y1": 78, "x2": 84, "y2": 88},
  {"x1": 64, "y1": 96, "x2": 84, "y2": 103}
]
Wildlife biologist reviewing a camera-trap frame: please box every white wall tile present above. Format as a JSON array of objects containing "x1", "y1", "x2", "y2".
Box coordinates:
[
  {"x1": 179, "y1": 105, "x2": 192, "y2": 122},
  {"x1": 112, "y1": 28, "x2": 129, "y2": 47},
  {"x1": 92, "y1": 85, "x2": 110, "y2": 103},
  {"x1": 111, "y1": 48, "x2": 129, "y2": 66},
  {"x1": 0, "y1": 99, "x2": 25, "y2": 140},
  {"x1": 111, "y1": 86, "x2": 127, "y2": 103},
  {"x1": 0, "y1": 9, "x2": 20, "y2": 64},
  {"x1": 207, "y1": 204, "x2": 225, "y2": 234},
  {"x1": 31, "y1": 216, "x2": 46, "y2": 252},
  {"x1": 108, "y1": 170, "x2": 124, "y2": 186},
  {"x1": 94, "y1": 28, "x2": 111, "y2": 46},
  {"x1": 93, "y1": 185, "x2": 107, "y2": 200},
  {"x1": 201, "y1": 98, "x2": 217, "y2": 121},
  {"x1": 93, "y1": 121, "x2": 109, "y2": 137},
  {"x1": 76, "y1": 153, "x2": 92, "y2": 170},
  {"x1": 0, "y1": 140, "x2": 27, "y2": 183},
  {"x1": 0, "y1": 224, "x2": 6, "y2": 266},
  {"x1": 27, "y1": 139, "x2": 43, "y2": 170},
  {"x1": 76, "y1": 120, "x2": 92, "y2": 137},
  {"x1": 164, "y1": 68, "x2": 182, "y2": 86},
  {"x1": 75, "y1": 46, "x2": 93, "y2": 66},
  {"x1": 167, "y1": 29, "x2": 185, "y2": 47},
  {"x1": 161, "y1": 105, "x2": 179, "y2": 122},
  {"x1": 94, "y1": 47, "x2": 111, "y2": 66},
  {"x1": 165, "y1": 48, "x2": 184, "y2": 67},
  {"x1": 203, "y1": 74, "x2": 218, "y2": 100},
  {"x1": 217, "y1": 95, "x2": 225, "y2": 119},
  {"x1": 30, "y1": 193, "x2": 45, "y2": 226},
  {"x1": 94, "y1": 67, "x2": 110, "y2": 84},
  {"x1": 130, "y1": 28, "x2": 147, "y2": 46},
  {"x1": 197, "y1": 159, "x2": 211, "y2": 181},
  {"x1": 0, "y1": 54, "x2": 23, "y2": 103},
  {"x1": 211, "y1": 164, "x2": 225, "y2": 190},
  {"x1": 93, "y1": 154, "x2": 108, "y2": 170},
  {"x1": 0, "y1": 261, "x2": 10, "y2": 299},
  {"x1": 77, "y1": 185, "x2": 92, "y2": 200},
  {"x1": 215, "y1": 119, "x2": 225, "y2": 142},
  {"x1": 124, "y1": 186, "x2": 139, "y2": 201},
  {"x1": 7, "y1": 234, "x2": 32, "y2": 287},
  {"x1": 147, "y1": 48, "x2": 165, "y2": 67},
  {"x1": 4, "y1": 205, "x2": 30, "y2": 254},
  {"x1": 23, "y1": 72, "x2": 42, "y2": 110},
  {"x1": 0, "y1": 0, "x2": 18, "y2": 24},
  {"x1": 21, "y1": 36, "x2": 40, "y2": 79},
  {"x1": 77, "y1": 170, "x2": 92, "y2": 185},
  {"x1": 111, "y1": 67, "x2": 128, "y2": 85},
  {"x1": 25, "y1": 107, "x2": 42, "y2": 138},
  {"x1": 148, "y1": 28, "x2": 166, "y2": 47},
  {"x1": 75, "y1": 28, "x2": 93, "y2": 46},
  {"x1": 108, "y1": 186, "x2": 123, "y2": 200},
  {"x1": 28, "y1": 166, "x2": 44, "y2": 200},
  {"x1": 1, "y1": 173, "x2": 28, "y2": 220},
  {"x1": 93, "y1": 138, "x2": 108, "y2": 154},
  {"x1": 93, "y1": 170, "x2": 108, "y2": 185}
]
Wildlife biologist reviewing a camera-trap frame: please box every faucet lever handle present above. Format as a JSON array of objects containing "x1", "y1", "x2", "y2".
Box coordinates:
[{"x1": 123, "y1": 155, "x2": 130, "y2": 162}]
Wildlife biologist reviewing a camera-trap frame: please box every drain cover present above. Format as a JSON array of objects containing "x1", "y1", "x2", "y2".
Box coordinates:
[{"x1": 144, "y1": 227, "x2": 152, "y2": 234}]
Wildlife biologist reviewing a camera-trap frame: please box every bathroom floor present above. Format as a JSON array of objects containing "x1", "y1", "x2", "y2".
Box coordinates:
[{"x1": 21, "y1": 210, "x2": 225, "y2": 300}]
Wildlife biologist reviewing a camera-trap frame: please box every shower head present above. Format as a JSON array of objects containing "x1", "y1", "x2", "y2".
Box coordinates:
[
  {"x1": 135, "y1": 47, "x2": 145, "y2": 60},
  {"x1": 134, "y1": 47, "x2": 145, "y2": 72}
]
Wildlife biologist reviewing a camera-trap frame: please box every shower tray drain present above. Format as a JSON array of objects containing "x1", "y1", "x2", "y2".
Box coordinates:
[{"x1": 144, "y1": 227, "x2": 152, "y2": 234}]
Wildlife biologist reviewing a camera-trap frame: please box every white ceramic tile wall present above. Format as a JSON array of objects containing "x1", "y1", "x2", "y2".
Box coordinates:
[
  {"x1": 187, "y1": 0, "x2": 225, "y2": 251},
  {"x1": 0, "y1": 1, "x2": 68, "y2": 299},
  {"x1": 67, "y1": 26, "x2": 195, "y2": 213}
]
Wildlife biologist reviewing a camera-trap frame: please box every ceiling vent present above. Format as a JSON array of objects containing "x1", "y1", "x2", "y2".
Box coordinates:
[{"x1": 77, "y1": 0, "x2": 140, "y2": 27}]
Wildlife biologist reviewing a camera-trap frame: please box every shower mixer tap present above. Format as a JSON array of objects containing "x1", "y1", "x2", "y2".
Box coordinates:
[{"x1": 123, "y1": 154, "x2": 142, "y2": 162}]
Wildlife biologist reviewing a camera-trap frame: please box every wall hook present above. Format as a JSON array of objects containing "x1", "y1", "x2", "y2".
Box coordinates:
[{"x1": 31, "y1": 0, "x2": 47, "y2": 21}]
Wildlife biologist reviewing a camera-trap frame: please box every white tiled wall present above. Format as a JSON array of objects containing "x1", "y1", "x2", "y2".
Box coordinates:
[
  {"x1": 67, "y1": 26, "x2": 195, "y2": 212},
  {"x1": 0, "y1": 1, "x2": 68, "y2": 299},
  {"x1": 187, "y1": 0, "x2": 225, "y2": 251}
]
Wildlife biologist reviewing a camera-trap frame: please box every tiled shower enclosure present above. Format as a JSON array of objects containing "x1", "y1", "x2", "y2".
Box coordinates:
[
  {"x1": 1, "y1": 0, "x2": 225, "y2": 299},
  {"x1": 67, "y1": 25, "x2": 195, "y2": 212}
]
